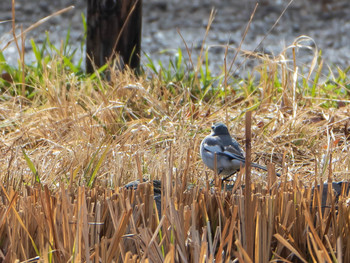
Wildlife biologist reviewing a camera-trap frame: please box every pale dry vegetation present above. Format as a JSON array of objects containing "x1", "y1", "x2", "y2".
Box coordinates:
[
  {"x1": 1, "y1": 51, "x2": 350, "y2": 261},
  {"x1": 1, "y1": 3, "x2": 350, "y2": 262}
]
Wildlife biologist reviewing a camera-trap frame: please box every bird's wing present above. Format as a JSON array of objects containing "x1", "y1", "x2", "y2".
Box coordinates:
[
  {"x1": 203, "y1": 136, "x2": 245, "y2": 158},
  {"x1": 202, "y1": 136, "x2": 225, "y2": 153},
  {"x1": 203, "y1": 141, "x2": 245, "y2": 162},
  {"x1": 204, "y1": 143, "x2": 280, "y2": 176},
  {"x1": 213, "y1": 150, "x2": 246, "y2": 163},
  {"x1": 225, "y1": 143, "x2": 245, "y2": 157}
]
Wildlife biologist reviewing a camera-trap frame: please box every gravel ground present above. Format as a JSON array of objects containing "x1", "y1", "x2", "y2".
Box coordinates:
[{"x1": 1, "y1": 0, "x2": 350, "y2": 76}]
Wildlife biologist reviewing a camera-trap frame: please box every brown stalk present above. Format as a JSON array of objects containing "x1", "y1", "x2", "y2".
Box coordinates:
[
  {"x1": 0, "y1": 186, "x2": 18, "y2": 229},
  {"x1": 235, "y1": 239, "x2": 253, "y2": 263},
  {"x1": 308, "y1": 232, "x2": 324, "y2": 262},
  {"x1": 214, "y1": 207, "x2": 229, "y2": 259},
  {"x1": 245, "y1": 111, "x2": 254, "y2": 258},
  {"x1": 79, "y1": 187, "x2": 90, "y2": 263},
  {"x1": 135, "y1": 152, "x2": 143, "y2": 183},
  {"x1": 266, "y1": 197, "x2": 274, "y2": 262},
  {"x1": 181, "y1": 147, "x2": 191, "y2": 201},
  {"x1": 254, "y1": 211, "x2": 260, "y2": 263},
  {"x1": 191, "y1": 202, "x2": 200, "y2": 263},
  {"x1": 336, "y1": 236, "x2": 343, "y2": 263},
  {"x1": 170, "y1": 202, "x2": 186, "y2": 258},
  {"x1": 225, "y1": 211, "x2": 235, "y2": 258},
  {"x1": 302, "y1": 201, "x2": 332, "y2": 262},
  {"x1": 163, "y1": 244, "x2": 175, "y2": 263},
  {"x1": 60, "y1": 184, "x2": 72, "y2": 252},
  {"x1": 324, "y1": 235, "x2": 337, "y2": 262},
  {"x1": 107, "y1": 209, "x2": 132, "y2": 262},
  {"x1": 274, "y1": 233, "x2": 308, "y2": 263}
]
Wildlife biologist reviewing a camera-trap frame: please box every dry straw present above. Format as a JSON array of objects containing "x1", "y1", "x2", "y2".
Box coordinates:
[
  {"x1": 0, "y1": 168, "x2": 349, "y2": 261},
  {"x1": 1, "y1": 0, "x2": 350, "y2": 262}
]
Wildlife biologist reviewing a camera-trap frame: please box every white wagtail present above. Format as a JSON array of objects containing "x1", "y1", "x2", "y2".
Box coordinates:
[{"x1": 200, "y1": 122, "x2": 280, "y2": 179}]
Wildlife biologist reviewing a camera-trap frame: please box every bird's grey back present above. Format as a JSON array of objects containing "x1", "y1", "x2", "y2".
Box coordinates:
[
  {"x1": 211, "y1": 123, "x2": 245, "y2": 157},
  {"x1": 225, "y1": 138, "x2": 245, "y2": 157}
]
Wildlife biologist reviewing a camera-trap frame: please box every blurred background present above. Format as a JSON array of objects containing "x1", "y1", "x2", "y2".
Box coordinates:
[{"x1": 1, "y1": 0, "x2": 350, "y2": 75}]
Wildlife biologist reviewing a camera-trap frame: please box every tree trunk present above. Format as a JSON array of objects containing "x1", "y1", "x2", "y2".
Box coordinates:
[{"x1": 86, "y1": 0, "x2": 142, "y2": 74}]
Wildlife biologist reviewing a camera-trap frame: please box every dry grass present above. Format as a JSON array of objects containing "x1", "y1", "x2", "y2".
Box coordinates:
[
  {"x1": 0, "y1": 176, "x2": 349, "y2": 262},
  {"x1": 1, "y1": 63, "x2": 350, "y2": 188},
  {"x1": 1, "y1": 2, "x2": 350, "y2": 261},
  {"x1": 1, "y1": 59, "x2": 350, "y2": 261}
]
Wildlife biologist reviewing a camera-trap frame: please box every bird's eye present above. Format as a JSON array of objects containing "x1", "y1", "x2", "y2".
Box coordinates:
[{"x1": 211, "y1": 125, "x2": 215, "y2": 130}]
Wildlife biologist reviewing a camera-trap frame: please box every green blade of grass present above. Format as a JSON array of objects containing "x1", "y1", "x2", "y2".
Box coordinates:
[
  {"x1": 88, "y1": 63, "x2": 108, "y2": 80},
  {"x1": 87, "y1": 143, "x2": 111, "y2": 187},
  {"x1": 22, "y1": 148, "x2": 41, "y2": 185}
]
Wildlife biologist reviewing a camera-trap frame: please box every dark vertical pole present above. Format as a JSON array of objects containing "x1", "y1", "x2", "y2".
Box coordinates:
[{"x1": 86, "y1": 0, "x2": 142, "y2": 74}]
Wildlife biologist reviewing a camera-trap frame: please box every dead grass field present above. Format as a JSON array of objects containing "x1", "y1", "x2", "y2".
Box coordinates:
[
  {"x1": 1, "y1": 3, "x2": 350, "y2": 262},
  {"x1": 1, "y1": 59, "x2": 350, "y2": 261}
]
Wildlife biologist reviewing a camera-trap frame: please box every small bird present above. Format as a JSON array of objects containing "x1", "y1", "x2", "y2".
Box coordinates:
[{"x1": 200, "y1": 122, "x2": 280, "y2": 179}]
